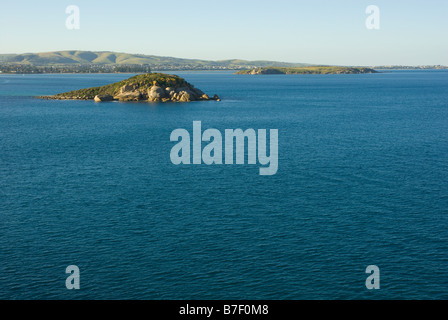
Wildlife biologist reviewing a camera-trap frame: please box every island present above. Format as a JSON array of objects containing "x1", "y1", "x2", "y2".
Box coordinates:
[
  {"x1": 39, "y1": 73, "x2": 220, "y2": 102},
  {"x1": 235, "y1": 66, "x2": 378, "y2": 75}
]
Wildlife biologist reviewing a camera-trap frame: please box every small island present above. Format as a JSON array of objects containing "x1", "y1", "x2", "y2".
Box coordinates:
[
  {"x1": 235, "y1": 66, "x2": 378, "y2": 75},
  {"x1": 39, "y1": 73, "x2": 220, "y2": 102}
]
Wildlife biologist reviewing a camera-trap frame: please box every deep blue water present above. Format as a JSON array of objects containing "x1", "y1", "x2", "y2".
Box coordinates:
[{"x1": 0, "y1": 70, "x2": 447, "y2": 300}]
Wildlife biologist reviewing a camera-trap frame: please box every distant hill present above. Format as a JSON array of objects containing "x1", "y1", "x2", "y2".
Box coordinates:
[
  {"x1": 236, "y1": 66, "x2": 378, "y2": 75},
  {"x1": 0, "y1": 50, "x2": 310, "y2": 70}
]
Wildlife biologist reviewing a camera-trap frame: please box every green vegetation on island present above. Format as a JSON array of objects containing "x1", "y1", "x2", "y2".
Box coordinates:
[
  {"x1": 39, "y1": 73, "x2": 220, "y2": 103},
  {"x1": 235, "y1": 66, "x2": 378, "y2": 75}
]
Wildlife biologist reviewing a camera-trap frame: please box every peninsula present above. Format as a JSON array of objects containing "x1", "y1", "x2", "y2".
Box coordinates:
[
  {"x1": 235, "y1": 66, "x2": 378, "y2": 75},
  {"x1": 39, "y1": 73, "x2": 220, "y2": 103}
]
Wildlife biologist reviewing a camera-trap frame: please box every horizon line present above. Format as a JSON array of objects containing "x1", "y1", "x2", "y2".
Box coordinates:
[{"x1": 0, "y1": 49, "x2": 447, "y2": 67}]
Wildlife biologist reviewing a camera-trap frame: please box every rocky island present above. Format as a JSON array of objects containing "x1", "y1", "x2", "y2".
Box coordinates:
[
  {"x1": 39, "y1": 73, "x2": 220, "y2": 102},
  {"x1": 235, "y1": 66, "x2": 378, "y2": 75}
]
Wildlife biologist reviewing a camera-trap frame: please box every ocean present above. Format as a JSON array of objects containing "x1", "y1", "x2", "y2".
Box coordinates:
[{"x1": 0, "y1": 70, "x2": 447, "y2": 299}]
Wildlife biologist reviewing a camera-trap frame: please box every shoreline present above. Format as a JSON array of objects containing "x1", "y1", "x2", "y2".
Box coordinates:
[{"x1": 2, "y1": 69, "x2": 448, "y2": 75}]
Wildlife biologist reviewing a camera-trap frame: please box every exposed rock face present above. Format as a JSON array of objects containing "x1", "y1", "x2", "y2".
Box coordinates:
[
  {"x1": 115, "y1": 91, "x2": 142, "y2": 101},
  {"x1": 113, "y1": 84, "x2": 143, "y2": 101},
  {"x1": 39, "y1": 73, "x2": 220, "y2": 103},
  {"x1": 112, "y1": 83, "x2": 216, "y2": 103},
  {"x1": 147, "y1": 86, "x2": 167, "y2": 102},
  {"x1": 94, "y1": 94, "x2": 114, "y2": 102}
]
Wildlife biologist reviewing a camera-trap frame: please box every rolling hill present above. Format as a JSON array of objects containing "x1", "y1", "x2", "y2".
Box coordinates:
[{"x1": 0, "y1": 50, "x2": 310, "y2": 69}]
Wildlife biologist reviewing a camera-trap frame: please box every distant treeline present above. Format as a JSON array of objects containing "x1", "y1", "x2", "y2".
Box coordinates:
[
  {"x1": 0, "y1": 64, "x2": 252, "y2": 74},
  {"x1": 0, "y1": 64, "x2": 152, "y2": 74},
  {"x1": 0, "y1": 64, "x2": 257, "y2": 74}
]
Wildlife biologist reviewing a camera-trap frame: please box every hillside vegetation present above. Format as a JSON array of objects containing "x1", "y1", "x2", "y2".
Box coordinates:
[
  {"x1": 51, "y1": 73, "x2": 187, "y2": 99},
  {"x1": 0, "y1": 50, "x2": 310, "y2": 69}
]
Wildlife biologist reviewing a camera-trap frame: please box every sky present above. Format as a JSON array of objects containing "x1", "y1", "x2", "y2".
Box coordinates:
[{"x1": 0, "y1": 0, "x2": 447, "y2": 65}]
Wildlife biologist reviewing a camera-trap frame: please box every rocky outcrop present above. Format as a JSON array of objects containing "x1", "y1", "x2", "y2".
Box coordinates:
[
  {"x1": 147, "y1": 85, "x2": 167, "y2": 102},
  {"x1": 112, "y1": 84, "x2": 217, "y2": 103},
  {"x1": 109, "y1": 83, "x2": 220, "y2": 103},
  {"x1": 39, "y1": 73, "x2": 220, "y2": 103},
  {"x1": 114, "y1": 88, "x2": 142, "y2": 101},
  {"x1": 94, "y1": 94, "x2": 114, "y2": 102}
]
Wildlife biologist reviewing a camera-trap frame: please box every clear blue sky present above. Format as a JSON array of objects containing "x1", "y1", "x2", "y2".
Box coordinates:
[{"x1": 0, "y1": 0, "x2": 447, "y2": 65}]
